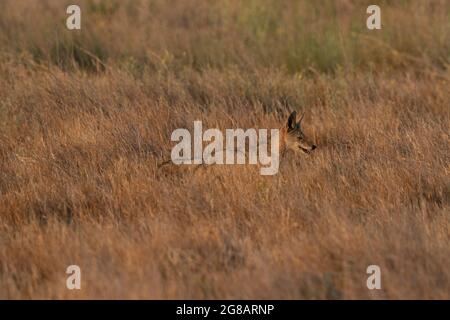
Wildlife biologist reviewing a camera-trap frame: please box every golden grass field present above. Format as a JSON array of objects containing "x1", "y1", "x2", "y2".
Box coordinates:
[{"x1": 0, "y1": 0, "x2": 449, "y2": 299}]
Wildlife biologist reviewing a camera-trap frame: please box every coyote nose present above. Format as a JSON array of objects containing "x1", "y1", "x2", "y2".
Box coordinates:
[{"x1": 311, "y1": 145, "x2": 317, "y2": 150}]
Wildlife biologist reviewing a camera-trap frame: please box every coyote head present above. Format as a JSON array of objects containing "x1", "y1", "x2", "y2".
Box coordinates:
[{"x1": 281, "y1": 111, "x2": 317, "y2": 154}]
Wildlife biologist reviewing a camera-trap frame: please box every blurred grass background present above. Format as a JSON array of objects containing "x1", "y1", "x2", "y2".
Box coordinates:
[{"x1": 0, "y1": 0, "x2": 449, "y2": 74}]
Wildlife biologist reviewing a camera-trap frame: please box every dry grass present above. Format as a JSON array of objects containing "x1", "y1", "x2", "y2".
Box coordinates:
[{"x1": 0, "y1": 0, "x2": 449, "y2": 299}]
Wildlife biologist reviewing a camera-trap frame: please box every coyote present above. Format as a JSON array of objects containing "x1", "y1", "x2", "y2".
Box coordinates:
[
  {"x1": 158, "y1": 110, "x2": 317, "y2": 175},
  {"x1": 280, "y1": 111, "x2": 317, "y2": 155}
]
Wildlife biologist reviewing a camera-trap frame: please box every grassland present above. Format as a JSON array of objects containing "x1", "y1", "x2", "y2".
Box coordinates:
[{"x1": 0, "y1": 0, "x2": 449, "y2": 299}]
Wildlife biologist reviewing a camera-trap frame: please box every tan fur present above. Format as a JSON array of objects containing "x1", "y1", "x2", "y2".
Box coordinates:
[
  {"x1": 158, "y1": 111, "x2": 317, "y2": 175},
  {"x1": 280, "y1": 111, "x2": 317, "y2": 155}
]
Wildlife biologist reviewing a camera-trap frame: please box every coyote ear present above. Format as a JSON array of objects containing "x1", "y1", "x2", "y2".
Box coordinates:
[{"x1": 287, "y1": 111, "x2": 297, "y2": 131}]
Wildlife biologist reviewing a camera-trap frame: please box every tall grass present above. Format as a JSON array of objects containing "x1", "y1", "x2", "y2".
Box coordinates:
[
  {"x1": 1, "y1": 0, "x2": 449, "y2": 73},
  {"x1": 0, "y1": 0, "x2": 449, "y2": 299}
]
